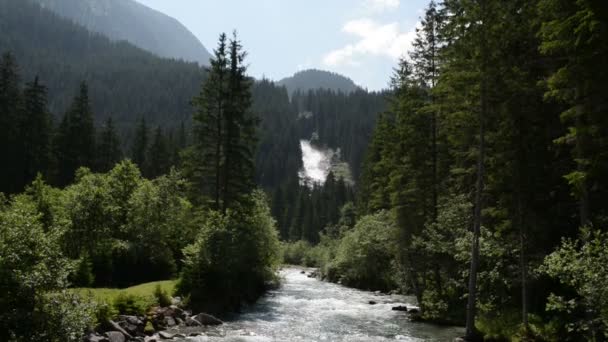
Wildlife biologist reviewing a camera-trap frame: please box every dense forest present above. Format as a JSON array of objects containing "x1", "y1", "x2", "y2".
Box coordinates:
[
  {"x1": 1, "y1": 0, "x2": 607, "y2": 341},
  {"x1": 284, "y1": 0, "x2": 608, "y2": 340}
]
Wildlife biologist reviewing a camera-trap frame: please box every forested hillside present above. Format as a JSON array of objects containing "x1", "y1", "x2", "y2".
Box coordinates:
[
  {"x1": 278, "y1": 69, "x2": 360, "y2": 95},
  {"x1": 0, "y1": 0, "x2": 204, "y2": 128},
  {"x1": 32, "y1": 0, "x2": 213, "y2": 65}
]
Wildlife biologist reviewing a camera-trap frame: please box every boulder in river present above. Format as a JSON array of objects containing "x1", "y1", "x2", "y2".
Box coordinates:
[
  {"x1": 392, "y1": 305, "x2": 408, "y2": 311},
  {"x1": 158, "y1": 331, "x2": 174, "y2": 339},
  {"x1": 368, "y1": 300, "x2": 377, "y2": 305},
  {"x1": 194, "y1": 312, "x2": 223, "y2": 325}
]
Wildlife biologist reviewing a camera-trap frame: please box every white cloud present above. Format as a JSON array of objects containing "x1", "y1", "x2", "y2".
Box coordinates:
[
  {"x1": 323, "y1": 18, "x2": 417, "y2": 67},
  {"x1": 365, "y1": 0, "x2": 400, "y2": 13}
]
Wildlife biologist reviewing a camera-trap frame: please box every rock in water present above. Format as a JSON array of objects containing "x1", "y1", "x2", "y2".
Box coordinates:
[
  {"x1": 392, "y1": 305, "x2": 408, "y2": 311},
  {"x1": 368, "y1": 300, "x2": 377, "y2": 305},
  {"x1": 193, "y1": 312, "x2": 223, "y2": 325},
  {"x1": 158, "y1": 331, "x2": 174, "y2": 339}
]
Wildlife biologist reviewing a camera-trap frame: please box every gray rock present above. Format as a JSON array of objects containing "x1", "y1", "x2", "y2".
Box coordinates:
[
  {"x1": 109, "y1": 320, "x2": 134, "y2": 339},
  {"x1": 105, "y1": 331, "x2": 125, "y2": 342},
  {"x1": 158, "y1": 331, "x2": 174, "y2": 339},
  {"x1": 164, "y1": 316, "x2": 176, "y2": 327},
  {"x1": 86, "y1": 333, "x2": 108, "y2": 342},
  {"x1": 193, "y1": 312, "x2": 223, "y2": 325},
  {"x1": 175, "y1": 317, "x2": 184, "y2": 326},
  {"x1": 185, "y1": 317, "x2": 202, "y2": 327},
  {"x1": 368, "y1": 300, "x2": 377, "y2": 305},
  {"x1": 392, "y1": 305, "x2": 408, "y2": 311},
  {"x1": 119, "y1": 315, "x2": 143, "y2": 326}
]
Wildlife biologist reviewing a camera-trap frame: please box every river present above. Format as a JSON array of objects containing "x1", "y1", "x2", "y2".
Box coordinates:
[{"x1": 174, "y1": 267, "x2": 463, "y2": 341}]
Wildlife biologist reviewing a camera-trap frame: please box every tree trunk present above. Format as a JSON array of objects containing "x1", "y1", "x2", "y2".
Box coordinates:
[{"x1": 466, "y1": 1, "x2": 487, "y2": 337}]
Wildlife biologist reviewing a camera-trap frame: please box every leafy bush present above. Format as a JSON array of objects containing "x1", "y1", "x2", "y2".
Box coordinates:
[
  {"x1": 282, "y1": 240, "x2": 314, "y2": 265},
  {"x1": 539, "y1": 227, "x2": 608, "y2": 340},
  {"x1": 154, "y1": 284, "x2": 172, "y2": 307},
  {"x1": 113, "y1": 293, "x2": 149, "y2": 316},
  {"x1": 0, "y1": 196, "x2": 94, "y2": 341},
  {"x1": 326, "y1": 211, "x2": 398, "y2": 291},
  {"x1": 177, "y1": 191, "x2": 281, "y2": 313}
]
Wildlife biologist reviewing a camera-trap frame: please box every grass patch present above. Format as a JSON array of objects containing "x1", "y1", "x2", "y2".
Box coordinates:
[{"x1": 72, "y1": 280, "x2": 177, "y2": 316}]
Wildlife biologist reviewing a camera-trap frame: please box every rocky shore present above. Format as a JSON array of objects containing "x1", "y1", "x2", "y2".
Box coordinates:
[{"x1": 85, "y1": 303, "x2": 223, "y2": 342}]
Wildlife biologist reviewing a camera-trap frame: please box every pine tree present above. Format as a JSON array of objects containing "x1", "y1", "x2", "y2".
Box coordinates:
[
  {"x1": 189, "y1": 33, "x2": 229, "y2": 208},
  {"x1": 221, "y1": 31, "x2": 256, "y2": 213},
  {"x1": 188, "y1": 32, "x2": 256, "y2": 212},
  {"x1": 131, "y1": 117, "x2": 148, "y2": 170},
  {"x1": 19, "y1": 76, "x2": 53, "y2": 188},
  {"x1": 97, "y1": 117, "x2": 122, "y2": 172},
  {"x1": 539, "y1": 0, "x2": 608, "y2": 227},
  {"x1": 147, "y1": 126, "x2": 171, "y2": 178},
  {"x1": 55, "y1": 81, "x2": 96, "y2": 185},
  {"x1": 0, "y1": 52, "x2": 22, "y2": 194}
]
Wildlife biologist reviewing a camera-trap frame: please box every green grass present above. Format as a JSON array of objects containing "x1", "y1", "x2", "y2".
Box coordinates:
[{"x1": 72, "y1": 280, "x2": 177, "y2": 306}]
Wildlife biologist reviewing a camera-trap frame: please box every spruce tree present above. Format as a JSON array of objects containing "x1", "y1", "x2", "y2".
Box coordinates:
[
  {"x1": 55, "y1": 81, "x2": 96, "y2": 185},
  {"x1": 0, "y1": 52, "x2": 22, "y2": 194},
  {"x1": 97, "y1": 117, "x2": 122, "y2": 172},
  {"x1": 147, "y1": 126, "x2": 171, "y2": 178},
  {"x1": 131, "y1": 116, "x2": 148, "y2": 170},
  {"x1": 19, "y1": 77, "x2": 53, "y2": 188}
]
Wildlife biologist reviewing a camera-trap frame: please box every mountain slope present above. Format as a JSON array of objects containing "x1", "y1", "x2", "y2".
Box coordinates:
[
  {"x1": 0, "y1": 0, "x2": 204, "y2": 127},
  {"x1": 278, "y1": 69, "x2": 360, "y2": 95},
  {"x1": 32, "y1": 0, "x2": 212, "y2": 65}
]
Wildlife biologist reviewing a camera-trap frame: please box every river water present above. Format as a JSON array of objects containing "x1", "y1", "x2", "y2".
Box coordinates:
[{"x1": 174, "y1": 267, "x2": 463, "y2": 341}]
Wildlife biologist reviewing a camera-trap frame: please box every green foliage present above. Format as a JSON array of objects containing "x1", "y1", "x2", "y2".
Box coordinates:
[
  {"x1": 71, "y1": 253, "x2": 95, "y2": 287},
  {"x1": 113, "y1": 293, "x2": 149, "y2": 316},
  {"x1": 539, "y1": 227, "x2": 608, "y2": 339},
  {"x1": 34, "y1": 291, "x2": 97, "y2": 342},
  {"x1": 281, "y1": 240, "x2": 315, "y2": 266},
  {"x1": 0, "y1": 195, "x2": 95, "y2": 341},
  {"x1": 178, "y1": 191, "x2": 281, "y2": 312},
  {"x1": 154, "y1": 284, "x2": 172, "y2": 307},
  {"x1": 326, "y1": 211, "x2": 398, "y2": 292}
]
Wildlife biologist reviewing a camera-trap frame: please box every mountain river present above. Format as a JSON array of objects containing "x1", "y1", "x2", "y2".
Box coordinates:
[{"x1": 173, "y1": 267, "x2": 463, "y2": 341}]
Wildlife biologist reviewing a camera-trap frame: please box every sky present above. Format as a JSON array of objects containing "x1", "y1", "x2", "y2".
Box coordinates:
[{"x1": 136, "y1": 0, "x2": 429, "y2": 91}]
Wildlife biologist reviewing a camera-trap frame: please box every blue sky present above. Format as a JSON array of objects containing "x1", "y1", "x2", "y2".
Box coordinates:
[{"x1": 136, "y1": 0, "x2": 429, "y2": 91}]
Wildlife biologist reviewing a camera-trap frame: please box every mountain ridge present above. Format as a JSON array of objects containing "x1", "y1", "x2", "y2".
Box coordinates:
[
  {"x1": 278, "y1": 69, "x2": 360, "y2": 95},
  {"x1": 31, "y1": 0, "x2": 212, "y2": 65}
]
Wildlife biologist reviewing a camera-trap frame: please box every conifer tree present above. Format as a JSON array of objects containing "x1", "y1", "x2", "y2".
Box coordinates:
[
  {"x1": 55, "y1": 81, "x2": 96, "y2": 185},
  {"x1": 188, "y1": 32, "x2": 256, "y2": 212},
  {"x1": 131, "y1": 116, "x2": 148, "y2": 170},
  {"x1": 147, "y1": 126, "x2": 171, "y2": 178},
  {"x1": 19, "y1": 77, "x2": 53, "y2": 188},
  {"x1": 0, "y1": 52, "x2": 22, "y2": 194},
  {"x1": 97, "y1": 117, "x2": 122, "y2": 172}
]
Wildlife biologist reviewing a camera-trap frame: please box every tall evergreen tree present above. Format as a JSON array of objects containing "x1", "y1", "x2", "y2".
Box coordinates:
[
  {"x1": 188, "y1": 33, "x2": 229, "y2": 208},
  {"x1": 187, "y1": 32, "x2": 256, "y2": 212},
  {"x1": 147, "y1": 126, "x2": 171, "y2": 178},
  {"x1": 55, "y1": 81, "x2": 96, "y2": 185},
  {"x1": 97, "y1": 117, "x2": 122, "y2": 172},
  {"x1": 0, "y1": 52, "x2": 22, "y2": 194},
  {"x1": 221, "y1": 31, "x2": 256, "y2": 213},
  {"x1": 131, "y1": 116, "x2": 148, "y2": 170},
  {"x1": 19, "y1": 76, "x2": 53, "y2": 188}
]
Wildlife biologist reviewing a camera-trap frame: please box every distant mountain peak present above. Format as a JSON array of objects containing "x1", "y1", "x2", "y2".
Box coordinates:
[
  {"x1": 278, "y1": 69, "x2": 360, "y2": 95},
  {"x1": 31, "y1": 0, "x2": 212, "y2": 65}
]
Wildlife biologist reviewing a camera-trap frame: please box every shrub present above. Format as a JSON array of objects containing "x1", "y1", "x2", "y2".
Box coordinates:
[
  {"x1": 328, "y1": 211, "x2": 398, "y2": 291},
  {"x1": 113, "y1": 293, "x2": 149, "y2": 315},
  {"x1": 177, "y1": 191, "x2": 281, "y2": 313},
  {"x1": 154, "y1": 284, "x2": 172, "y2": 307}
]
